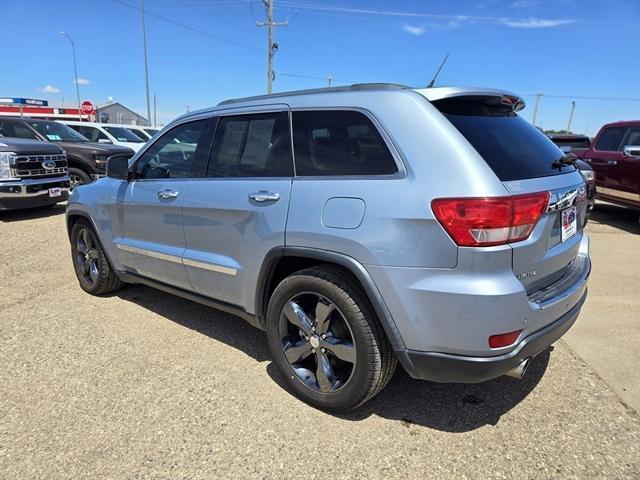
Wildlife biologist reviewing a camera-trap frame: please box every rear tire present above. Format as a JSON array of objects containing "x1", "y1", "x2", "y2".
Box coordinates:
[
  {"x1": 266, "y1": 265, "x2": 396, "y2": 411},
  {"x1": 70, "y1": 219, "x2": 123, "y2": 295}
]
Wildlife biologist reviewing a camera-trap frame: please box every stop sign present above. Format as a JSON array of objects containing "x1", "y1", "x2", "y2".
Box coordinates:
[{"x1": 80, "y1": 101, "x2": 94, "y2": 115}]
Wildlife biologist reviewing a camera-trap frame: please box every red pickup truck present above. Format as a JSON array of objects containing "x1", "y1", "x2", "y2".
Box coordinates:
[{"x1": 579, "y1": 120, "x2": 640, "y2": 209}]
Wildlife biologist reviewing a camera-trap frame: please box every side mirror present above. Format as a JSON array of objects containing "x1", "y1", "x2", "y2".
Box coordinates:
[
  {"x1": 98, "y1": 138, "x2": 112, "y2": 144},
  {"x1": 560, "y1": 145, "x2": 572, "y2": 153},
  {"x1": 106, "y1": 156, "x2": 130, "y2": 180},
  {"x1": 622, "y1": 145, "x2": 640, "y2": 158}
]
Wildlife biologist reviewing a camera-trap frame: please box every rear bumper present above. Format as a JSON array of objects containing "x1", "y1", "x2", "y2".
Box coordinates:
[
  {"x1": 398, "y1": 289, "x2": 586, "y2": 383},
  {"x1": 0, "y1": 177, "x2": 70, "y2": 210}
]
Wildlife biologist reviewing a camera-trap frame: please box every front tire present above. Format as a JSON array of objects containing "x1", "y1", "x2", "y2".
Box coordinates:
[
  {"x1": 70, "y1": 220, "x2": 123, "y2": 295},
  {"x1": 68, "y1": 167, "x2": 91, "y2": 190},
  {"x1": 266, "y1": 265, "x2": 396, "y2": 411}
]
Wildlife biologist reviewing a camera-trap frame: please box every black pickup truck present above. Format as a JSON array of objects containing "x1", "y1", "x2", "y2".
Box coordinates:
[
  {"x1": 0, "y1": 138, "x2": 70, "y2": 210},
  {"x1": 0, "y1": 117, "x2": 134, "y2": 189}
]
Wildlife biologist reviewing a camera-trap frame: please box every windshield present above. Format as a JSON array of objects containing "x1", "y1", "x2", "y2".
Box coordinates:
[
  {"x1": 28, "y1": 121, "x2": 89, "y2": 142},
  {"x1": 103, "y1": 126, "x2": 145, "y2": 142},
  {"x1": 436, "y1": 99, "x2": 576, "y2": 181},
  {"x1": 144, "y1": 128, "x2": 159, "y2": 136}
]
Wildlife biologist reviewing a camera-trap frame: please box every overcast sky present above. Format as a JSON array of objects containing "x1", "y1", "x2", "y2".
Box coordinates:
[{"x1": 1, "y1": 0, "x2": 638, "y2": 132}]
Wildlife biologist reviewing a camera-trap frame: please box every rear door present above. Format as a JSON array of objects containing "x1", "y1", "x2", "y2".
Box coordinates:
[
  {"x1": 439, "y1": 99, "x2": 588, "y2": 293},
  {"x1": 110, "y1": 117, "x2": 213, "y2": 289},
  {"x1": 181, "y1": 107, "x2": 293, "y2": 311}
]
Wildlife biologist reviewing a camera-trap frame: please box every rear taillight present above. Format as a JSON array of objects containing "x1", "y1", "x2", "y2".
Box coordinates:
[{"x1": 431, "y1": 192, "x2": 550, "y2": 247}]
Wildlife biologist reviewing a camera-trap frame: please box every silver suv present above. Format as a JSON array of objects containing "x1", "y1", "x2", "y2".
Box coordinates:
[{"x1": 66, "y1": 84, "x2": 590, "y2": 411}]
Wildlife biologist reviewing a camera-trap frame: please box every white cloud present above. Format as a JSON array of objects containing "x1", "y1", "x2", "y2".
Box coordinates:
[
  {"x1": 38, "y1": 85, "x2": 61, "y2": 94},
  {"x1": 501, "y1": 17, "x2": 573, "y2": 28},
  {"x1": 74, "y1": 78, "x2": 90, "y2": 85},
  {"x1": 402, "y1": 23, "x2": 426, "y2": 35}
]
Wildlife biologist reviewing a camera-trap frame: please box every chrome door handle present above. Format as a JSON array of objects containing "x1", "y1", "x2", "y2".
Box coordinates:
[
  {"x1": 249, "y1": 191, "x2": 280, "y2": 202},
  {"x1": 157, "y1": 189, "x2": 179, "y2": 199}
]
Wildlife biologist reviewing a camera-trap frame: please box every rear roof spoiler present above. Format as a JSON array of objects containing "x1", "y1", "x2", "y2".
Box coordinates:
[{"x1": 415, "y1": 87, "x2": 526, "y2": 111}]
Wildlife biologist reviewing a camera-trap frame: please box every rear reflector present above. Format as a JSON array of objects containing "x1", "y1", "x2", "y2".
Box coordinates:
[
  {"x1": 431, "y1": 191, "x2": 550, "y2": 247},
  {"x1": 489, "y1": 330, "x2": 522, "y2": 348}
]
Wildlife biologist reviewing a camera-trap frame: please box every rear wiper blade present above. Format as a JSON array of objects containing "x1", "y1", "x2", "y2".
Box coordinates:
[{"x1": 551, "y1": 153, "x2": 577, "y2": 169}]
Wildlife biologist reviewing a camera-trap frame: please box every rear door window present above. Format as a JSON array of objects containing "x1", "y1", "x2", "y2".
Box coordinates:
[
  {"x1": 292, "y1": 110, "x2": 398, "y2": 176},
  {"x1": 594, "y1": 127, "x2": 626, "y2": 151},
  {"x1": 436, "y1": 98, "x2": 575, "y2": 181}
]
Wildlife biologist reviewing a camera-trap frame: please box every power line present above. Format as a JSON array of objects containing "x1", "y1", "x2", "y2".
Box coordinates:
[{"x1": 113, "y1": 0, "x2": 264, "y2": 53}]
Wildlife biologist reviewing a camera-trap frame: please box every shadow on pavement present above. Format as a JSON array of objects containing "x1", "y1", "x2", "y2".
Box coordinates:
[
  {"x1": 118, "y1": 284, "x2": 548, "y2": 433},
  {"x1": 589, "y1": 202, "x2": 640, "y2": 234},
  {"x1": 0, "y1": 203, "x2": 66, "y2": 222}
]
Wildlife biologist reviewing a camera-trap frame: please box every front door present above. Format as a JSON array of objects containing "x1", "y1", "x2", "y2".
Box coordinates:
[
  {"x1": 110, "y1": 117, "x2": 213, "y2": 289},
  {"x1": 587, "y1": 125, "x2": 627, "y2": 191},
  {"x1": 181, "y1": 109, "x2": 293, "y2": 311}
]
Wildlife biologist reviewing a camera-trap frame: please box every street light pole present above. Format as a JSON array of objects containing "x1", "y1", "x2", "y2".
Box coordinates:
[
  {"x1": 531, "y1": 92, "x2": 543, "y2": 127},
  {"x1": 567, "y1": 101, "x2": 576, "y2": 133},
  {"x1": 141, "y1": 0, "x2": 151, "y2": 125},
  {"x1": 60, "y1": 31, "x2": 82, "y2": 121}
]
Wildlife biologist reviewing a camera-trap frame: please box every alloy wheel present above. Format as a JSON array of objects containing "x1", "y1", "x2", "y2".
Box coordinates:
[
  {"x1": 278, "y1": 292, "x2": 356, "y2": 393},
  {"x1": 75, "y1": 227, "x2": 100, "y2": 285},
  {"x1": 69, "y1": 174, "x2": 84, "y2": 190}
]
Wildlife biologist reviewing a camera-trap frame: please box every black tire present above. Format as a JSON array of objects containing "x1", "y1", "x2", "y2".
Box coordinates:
[
  {"x1": 68, "y1": 167, "x2": 91, "y2": 190},
  {"x1": 70, "y1": 219, "x2": 123, "y2": 295},
  {"x1": 266, "y1": 265, "x2": 396, "y2": 411}
]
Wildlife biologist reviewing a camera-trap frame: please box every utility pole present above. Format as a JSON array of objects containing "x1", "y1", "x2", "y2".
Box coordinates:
[
  {"x1": 153, "y1": 94, "x2": 157, "y2": 127},
  {"x1": 257, "y1": 0, "x2": 287, "y2": 94},
  {"x1": 567, "y1": 101, "x2": 576, "y2": 133},
  {"x1": 531, "y1": 93, "x2": 543, "y2": 127},
  {"x1": 141, "y1": 0, "x2": 151, "y2": 125},
  {"x1": 327, "y1": 75, "x2": 333, "y2": 87},
  {"x1": 60, "y1": 32, "x2": 82, "y2": 121}
]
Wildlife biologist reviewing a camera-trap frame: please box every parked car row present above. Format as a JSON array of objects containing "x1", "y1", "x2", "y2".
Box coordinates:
[
  {"x1": 0, "y1": 117, "x2": 158, "y2": 210},
  {"x1": 547, "y1": 122, "x2": 640, "y2": 210}
]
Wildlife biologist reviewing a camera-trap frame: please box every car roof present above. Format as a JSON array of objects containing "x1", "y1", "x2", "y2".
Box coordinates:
[
  {"x1": 599, "y1": 120, "x2": 640, "y2": 128},
  {"x1": 215, "y1": 83, "x2": 522, "y2": 107}
]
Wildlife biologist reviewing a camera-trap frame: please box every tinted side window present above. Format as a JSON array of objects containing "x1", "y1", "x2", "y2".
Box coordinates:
[
  {"x1": 620, "y1": 127, "x2": 640, "y2": 147},
  {"x1": 595, "y1": 127, "x2": 626, "y2": 151},
  {"x1": 134, "y1": 119, "x2": 210, "y2": 179},
  {"x1": 292, "y1": 110, "x2": 397, "y2": 176},
  {"x1": 0, "y1": 121, "x2": 38, "y2": 140},
  {"x1": 72, "y1": 126, "x2": 108, "y2": 142},
  {"x1": 207, "y1": 112, "x2": 292, "y2": 178}
]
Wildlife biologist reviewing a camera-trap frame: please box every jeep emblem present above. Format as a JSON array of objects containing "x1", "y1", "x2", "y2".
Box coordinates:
[{"x1": 42, "y1": 160, "x2": 56, "y2": 170}]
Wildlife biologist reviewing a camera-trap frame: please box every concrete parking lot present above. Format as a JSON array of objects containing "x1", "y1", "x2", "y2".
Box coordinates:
[{"x1": 1, "y1": 203, "x2": 639, "y2": 479}]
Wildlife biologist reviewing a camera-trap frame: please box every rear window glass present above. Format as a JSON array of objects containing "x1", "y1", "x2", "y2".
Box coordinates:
[
  {"x1": 292, "y1": 110, "x2": 397, "y2": 176},
  {"x1": 437, "y1": 99, "x2": 575, "y2": 181}
]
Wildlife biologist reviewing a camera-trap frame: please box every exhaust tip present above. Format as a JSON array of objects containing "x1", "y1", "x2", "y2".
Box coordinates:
[{"x1": 505, "y1": 358, "x2": 530, "y2": 379}]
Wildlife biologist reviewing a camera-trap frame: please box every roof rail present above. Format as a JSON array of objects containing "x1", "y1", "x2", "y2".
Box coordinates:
[{"x1": 217, "y1": 83, "x2": 411, "y2": 106}]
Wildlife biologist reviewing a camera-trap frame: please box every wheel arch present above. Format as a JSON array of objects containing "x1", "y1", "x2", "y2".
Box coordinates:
[
  {"x1": 256, "y1": 246, "x2": 405, "y2": 351},
  {"x1": 66, "y1": 156, "x2": 94, "y2": 175}
]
